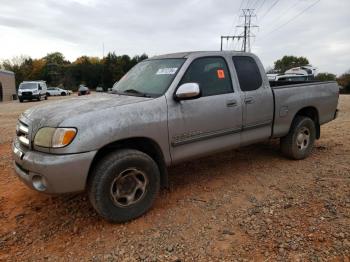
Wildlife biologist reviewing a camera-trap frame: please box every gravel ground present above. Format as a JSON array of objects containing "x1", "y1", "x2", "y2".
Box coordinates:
[{"x1": 0, "y1": 95, "x2": 349, "y2": 261}]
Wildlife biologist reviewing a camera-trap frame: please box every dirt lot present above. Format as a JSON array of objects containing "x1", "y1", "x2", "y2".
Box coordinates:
[{"x1": 0, "y1": 95, "x2": 349, "y2": 261}]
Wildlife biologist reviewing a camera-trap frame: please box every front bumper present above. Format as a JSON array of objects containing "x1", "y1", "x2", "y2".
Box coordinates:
[
  {"x1": 18, "y1": 94, "x2": 40, "y2": 100},
  {"x1": 12, "y1": 142, "x2": 96, "y2": 194}
]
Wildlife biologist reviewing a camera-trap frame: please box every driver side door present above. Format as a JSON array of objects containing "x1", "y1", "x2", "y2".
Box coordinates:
[{"x1": 167, "y1": 56, "x2": 243, "y2": 164}]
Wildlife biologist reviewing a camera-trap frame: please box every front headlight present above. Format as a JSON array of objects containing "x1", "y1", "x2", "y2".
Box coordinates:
[{"x1": 34, "y1": 127, "x2": 77, "y2": 148}]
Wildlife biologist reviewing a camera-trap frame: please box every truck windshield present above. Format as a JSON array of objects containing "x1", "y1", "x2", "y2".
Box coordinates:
[
  {"x1": 113, "y1": 58, "x2": 185, "y2": 97},
  {"x1": 19, "y1": 83, "x2": 38, "y2": 90}
]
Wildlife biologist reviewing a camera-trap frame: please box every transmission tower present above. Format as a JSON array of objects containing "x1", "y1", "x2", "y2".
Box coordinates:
[
  {"x1": 237, "y1": 9, "x2": 258, "y2": 52},
  {"x1": 220, "y1": 8, "x2": 258, "y2": 52}
]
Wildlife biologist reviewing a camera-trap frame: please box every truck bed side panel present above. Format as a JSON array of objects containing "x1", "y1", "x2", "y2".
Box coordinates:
[{"x1": 272, "y1": 82, "x2": 339, "y2": 138}]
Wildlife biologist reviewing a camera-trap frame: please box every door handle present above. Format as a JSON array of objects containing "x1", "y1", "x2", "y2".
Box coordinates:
[
  {"x1": 226, "y1": 99, "x2": 237, "y2": 107},
  {"x1": 245, "y1": 97, "x2": 254, "y2": 104}
]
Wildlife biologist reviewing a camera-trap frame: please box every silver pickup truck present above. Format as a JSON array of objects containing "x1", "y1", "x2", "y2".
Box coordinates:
[{"x1": 12, "y1": 51, "x2": 339, "y2": 222}]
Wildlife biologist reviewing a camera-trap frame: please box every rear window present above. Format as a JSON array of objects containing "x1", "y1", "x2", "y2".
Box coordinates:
[{"x1": 232, "y1": 56, "x2": 262, "y2": 92}]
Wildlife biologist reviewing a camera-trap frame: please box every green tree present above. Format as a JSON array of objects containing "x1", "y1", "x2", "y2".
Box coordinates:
[
  {"x1": 274, "y1": 56, "x2": 309, "y2": 73},
  {"x1": 44, "y1": 52, "x2": 67, "y2": 65},
  {"x1": 315, "y1": 73, "x2": 336, "y2": 81},
  {"x1": 1, "y1": 52, "x2": 149, "y2": 90}
]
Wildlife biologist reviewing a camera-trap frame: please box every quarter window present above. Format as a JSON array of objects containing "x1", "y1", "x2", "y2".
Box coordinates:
[
  {"x1": 180, "y1": 57, "x2": 233, "y2": 97},
  {"x1": 232, "y1": 56, "x2": 262, "y2": 92}
]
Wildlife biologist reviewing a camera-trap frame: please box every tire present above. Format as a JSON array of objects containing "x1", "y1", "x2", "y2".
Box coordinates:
[
  {"x1": 61, "y1": 92, "x2": 66, "y2": 96},
  {"x1": 88, "y1": 149, "x2": 160, "y2": 223},
  {"x1": 19, "y1": 98, "x2": 23, "y2": 103},
  {"x1": 280, "y1": 116, "x2": 316, "y2": 160},
  {"x1": 45, "y1": 95, "x2": 48, "y2": 100}
]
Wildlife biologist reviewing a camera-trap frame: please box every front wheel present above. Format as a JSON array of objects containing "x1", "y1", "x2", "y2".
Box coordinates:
[
  {"x1": 280, "y1": 116, "x2": 316, "y2": 160},
  {"x1": 88, "y1": 149, "x2": 160, "y2": 223}
]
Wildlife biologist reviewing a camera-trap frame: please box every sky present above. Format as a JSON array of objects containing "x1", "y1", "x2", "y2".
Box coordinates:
[{"x1": 0, "y1": 0, "x2": 349, "y2": 75}]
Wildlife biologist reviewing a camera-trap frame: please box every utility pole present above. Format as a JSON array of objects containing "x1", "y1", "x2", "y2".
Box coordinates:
[
  {"x1": 237, "y1": 9, "x2": 258, "y2": 52},
  {"x1": 220, "y1": 9, "x2": 258, "y2": 52},
  {"x1": 220, "y1": 36, "x2": 244, "y2": 51}
]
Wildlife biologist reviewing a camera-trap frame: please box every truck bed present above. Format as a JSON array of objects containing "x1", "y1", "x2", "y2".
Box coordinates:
[
  {"x1": 271, "y1": 81, "x2": 339, "y2": 138},
  {"x1": 269, "y1": 80, "x2": 330, "y2": 88}
]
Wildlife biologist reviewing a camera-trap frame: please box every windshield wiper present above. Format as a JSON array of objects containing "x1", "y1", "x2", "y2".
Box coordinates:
[{"x1": 122, "y1": 89, "x2": 152, "y2": 98}]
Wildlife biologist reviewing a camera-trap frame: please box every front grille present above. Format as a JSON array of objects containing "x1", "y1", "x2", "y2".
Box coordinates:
[
  {"x1": 16, "y1": 120, "x2": 30, "y2": 149},
  {"x1": 22, "y1": 92, "x2": 32, "y2": 96}
]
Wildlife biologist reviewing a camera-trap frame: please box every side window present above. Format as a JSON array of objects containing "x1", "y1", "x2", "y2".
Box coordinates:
[
  {"x1": 180, "y1": 57, "x2": 233, "y2": 97},
  {"x1": 232, "y1": 56, "x2": 262, "y2": 92},
  {"x1": 38, "y1": 83, "x2": 42, "y2": 90}
]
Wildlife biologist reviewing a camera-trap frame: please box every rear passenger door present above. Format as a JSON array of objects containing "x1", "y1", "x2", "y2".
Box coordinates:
[{"x1": 232, "y1": 56, "x2": 274, "y2": 145}]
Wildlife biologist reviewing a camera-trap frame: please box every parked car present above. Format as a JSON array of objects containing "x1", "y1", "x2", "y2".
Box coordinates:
[
  {"x1": 47, "y1": 87, "x2": 71, "y2": 96},
  {"x1": 96, "y1": 86, "x2": 104, "y2": 92},
  {"x1": 12, "y1": 51, "x2": 339, "y2": 223},
  {"x1": 17, "y1": 81, "x2": 47, "y2": 102},
  {"x1": 78, "y1": 85, "x2": 90, "y2": 96}
]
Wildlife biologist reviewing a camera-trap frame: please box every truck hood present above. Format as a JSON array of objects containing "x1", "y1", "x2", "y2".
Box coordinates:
[{"x1": 22, "y1": 94, "x2": 151, "y2": 128}]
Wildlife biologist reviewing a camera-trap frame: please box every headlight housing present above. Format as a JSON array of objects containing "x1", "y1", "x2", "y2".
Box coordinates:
[{"x1": 34, "y1": 127, "x2": 77, "y2": 148}]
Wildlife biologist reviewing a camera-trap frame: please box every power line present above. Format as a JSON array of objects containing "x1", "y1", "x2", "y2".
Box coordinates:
[
  {"x1": 258, "y1": 0, "x2": 280, "y2": 22},
  {"x1": 256, "y1": 0, "x2": 266, "y2": 12},
  {"x1": 261, "y1": 0, "x2": 320, "y2": 37},
  {"x1": 228, "y1": 0, "x2": 245, "y2": 35},
  {"x1": 260, "y1": 0, "x2": 301, "y2": 28},
  {"x1": 250, "y1": 0, "x2": 261, "y2": 10},
  {"x1": 228, "y1": 0, "x2": 245, "y2": 50}
]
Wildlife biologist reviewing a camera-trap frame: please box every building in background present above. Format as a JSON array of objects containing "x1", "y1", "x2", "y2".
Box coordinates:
[{"x1": 0, "y1": 70, "x2": 16, "y2": 102}]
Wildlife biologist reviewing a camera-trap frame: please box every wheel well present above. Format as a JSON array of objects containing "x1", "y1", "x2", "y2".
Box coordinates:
[
  {"x1": 294, "y1": 107, "x2": 320, "y2": 139},
  {"x1": 88, "y1": 137, "x2": 169, "y2": 188}
]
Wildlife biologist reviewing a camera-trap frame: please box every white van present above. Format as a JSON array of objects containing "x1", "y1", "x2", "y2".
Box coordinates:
[{"x1": 18, "y1": 81, "x2": 48, "y2": 102}]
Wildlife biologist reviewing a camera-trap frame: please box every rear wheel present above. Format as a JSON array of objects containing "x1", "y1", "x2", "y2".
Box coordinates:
[
  {"x1": 88, "y1": 149, "x2": 160, "y2": 223},
  {"x1": 61, "y1": 92, "x2": 66, "y2": 96},
  {"x1": 280, "y1": 116, "x2": 316, "y2": 160}
]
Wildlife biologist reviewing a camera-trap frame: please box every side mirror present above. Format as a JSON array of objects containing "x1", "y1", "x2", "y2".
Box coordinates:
[{"x1": 175, "y1": 83, "x2": 200, "y2": 100}]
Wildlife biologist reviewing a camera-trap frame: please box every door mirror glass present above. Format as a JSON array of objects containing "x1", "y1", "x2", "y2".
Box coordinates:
[{"x1": 175, "y1": 83, "x2": 200, "y2": 100}]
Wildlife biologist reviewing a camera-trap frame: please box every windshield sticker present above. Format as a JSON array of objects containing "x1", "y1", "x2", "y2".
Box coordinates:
[
  {"x1": 156, "y1": 68, "x2": 178, "y2": 75},
  {"x1": 217, "y1": 69, "x2": 225, "y2": 79}
]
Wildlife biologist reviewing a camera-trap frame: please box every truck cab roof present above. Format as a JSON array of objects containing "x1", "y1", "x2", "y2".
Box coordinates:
[{"x1": 148, "y1": 51, "x2": 252, "y2": 60}]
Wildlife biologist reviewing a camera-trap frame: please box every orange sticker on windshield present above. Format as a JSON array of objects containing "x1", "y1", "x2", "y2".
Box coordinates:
[{"x1": 217, "y1": 69, "x2": 225, "y2": 79}]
